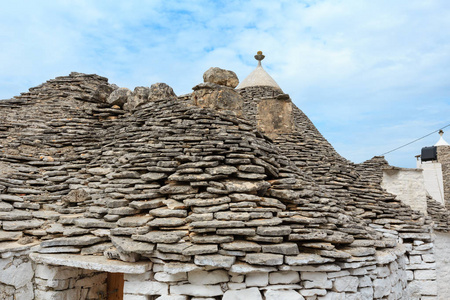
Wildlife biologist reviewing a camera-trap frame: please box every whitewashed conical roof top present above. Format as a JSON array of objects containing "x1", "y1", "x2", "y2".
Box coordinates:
[
  {"x1": 435, "y1": 130, "x2": 449, "y2": 146},
  {"x1": 237, "y1": 51, "x2": 282, "y2": 91}
]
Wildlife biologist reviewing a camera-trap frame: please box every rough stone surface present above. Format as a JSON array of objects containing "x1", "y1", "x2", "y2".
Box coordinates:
[
  {"x1": 188, "y1": 269, "x2": 228, "y2": 285},
  {"x1": 107, "y1": 87, "x2": 132, "y2": 107},
  {"x1": 223, "y1": 287, "x2": 263, "y2": 300},
  {"x1": 265, "y1": 290, "x2": 304, "y2": 300},
  {"x1": 170, "y1": 284, "x2": 223, "y2": 297},
  {"x1": 203, "y1": 67, "x2": 239, "y2": 88},
  {"x1": 0, "y1": 69, "x2": 447, "y2": 300}
]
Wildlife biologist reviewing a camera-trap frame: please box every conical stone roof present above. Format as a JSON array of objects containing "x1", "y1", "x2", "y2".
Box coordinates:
[
  {"x1": 237, "y1": 51, "x2": 282, "y2": 91},
  {"x1": 435, "y1": 130, "x2": 449, "y2": 146},
  {"x1": 0, "y1": 72, "x2": 401, "y2": 269}
]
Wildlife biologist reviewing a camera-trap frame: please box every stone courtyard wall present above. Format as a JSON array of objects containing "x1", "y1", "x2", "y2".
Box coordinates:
[
  {"x1": 0, "y1": 243, "x2": 441, "y2": 300},
  {"x1": 121, "y1": 246, "x2": 409, "y2": 300},
  {"x1": 0, "y1": 244, "x2": 418, "y2": 300}
]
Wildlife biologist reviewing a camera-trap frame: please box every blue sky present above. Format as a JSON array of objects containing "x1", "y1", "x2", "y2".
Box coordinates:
[{"x1": 1, "y1": 0, "x2": 450, "y2": 168}]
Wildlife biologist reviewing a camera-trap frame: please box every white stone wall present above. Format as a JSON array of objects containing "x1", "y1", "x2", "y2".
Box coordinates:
[
  {"x1": 402, "y1": 233, "x2": 438, "y2": 300},
  {"x1": 381, "y1": 168, "x2": 428, "y2": 214},
  {"x1": 0, "y1": 243, "x2": 443, "y2": 299},
  {"x1": 33, "y1": 263, "x2": 107, "y2": 300},
  {"x1": 0, "y1": 252, "x2": 34, "y2": 300},
  {"x1": 434, "y1": 232, "x2": 450, "y2": 300},
  {"x1": 123, "y1": 249, "x2": 408, "y2": 300},
  {"x1": 417, "y1": 161, "x2": 445, "y2": 205},
  {"x1": 0, "y1": 253, "x2": 107, "y2": 300}
]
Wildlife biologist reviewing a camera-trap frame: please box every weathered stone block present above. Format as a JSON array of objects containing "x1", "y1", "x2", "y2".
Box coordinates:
[
  {"x1": 188, "y1": 269, "x2": 228, "y2": 285},
  {"x1": 222, "y1": 240, "x2": 261, "y2": 252},
  {"x1": 13, "y1": 282, "x2": 34, "y2": 300},
  {"x1": 230, "y1": 262, "x2": 277, "y2": 274},
  {"x1": 192, "y1": 84, "x2": 243, "y2": 116},
  {"x1": 299, "y1": 289, "x2": 327, "y2": 297},
  {"x1": 373, "y1": 278, "x2": 390, "y2": 298},
  {"x1": 170, "y1": 284, "x2": 223, "y2": 297},
  {"x1": 123, "y1": 295, "x2": 151, "y2": 300},
  {"x1": 256, "y1": 97, "x2": 293, "y2": 138},
  {"x1": 194, "y1": 254, "x2": 235, "y2": 269},
  {"x1": 154, "y1": 272, "x2": 187, "y2": 282},
  {"x1": 317, "y1": 292, "x2": 346, "y2": 300},
  {"x1": 153, "y1": 296, "x2": 188, "y2": 300},
  {"x1": 410, "y1": 279, "x2": 438, "y2": 296},
  {"x1": 261, "y1": 243, "x2": 299, "y2": 255},
  {"x1": 223, "y1": 287, "x2": 263, "y2": 300},
  {"x1": 301, "y1": 272, "x2": 332, "y2": 289},
  {"x1": 245, "y1": 272, "x2": 268, "y2": 287},
  {"x1": 0, "y1": 258, "x2": 33, "y2": 288},
  {"x1": 203, "y1": 67, "x2": 239, "y2": 88},
  {"x1": 228, "y1": 282, "x2": 246, "y2": 290},
  {"x1": 124, "y1": 281, "x2": 168, "y2": 295},
  {"x1": 244, "y1": 253, "x2": 283, "y2": 266},
  {"x1": 35, "y1": 277, "x2": 69, "y2": 290},
  {"x1": 34, "y1": 289, "x2": 77, "y2": 300},
  {"x1": 107, "y1": 87, "x2": 132, "y2": 107},
  {"x1": 409, "y1": 255, "x2": 422, "y2": 264},
  {"x1": 269, "y1": 271, "x2": 300, "y2": 284},
  {"x1": 333, "y1": 276, "x2": 359, "y2": 292},
  {"x1": 414, "y1": 269, "x2": 437, "y2": 280},
  {"x1": 163, "y1": 263, "x2": 201, "y2": 275},
  {"x1": 375, "y1": 266, "x2": 390, "y2": 278},
  {"x1": 285, "y1": 253, "x2": 334, "y2": 265},
  {"x1": 35, "y1": 264, "x2": 80, "y2": 280},
  {"x1": 265, "y1": 290, "x2": 304, "y2": 300}
]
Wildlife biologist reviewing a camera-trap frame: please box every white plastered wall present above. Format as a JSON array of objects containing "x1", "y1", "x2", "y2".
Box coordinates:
[
  {"x1": 417, "y1": 161, "x2": 445, "y2": 205},
  {"x1": 381, "y1": 168, "x2": 428, "y2": 215}
]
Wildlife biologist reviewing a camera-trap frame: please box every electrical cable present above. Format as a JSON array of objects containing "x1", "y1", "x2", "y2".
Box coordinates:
[{"x1": 380, "y1": 123, "x2": 450, "y2": 156}]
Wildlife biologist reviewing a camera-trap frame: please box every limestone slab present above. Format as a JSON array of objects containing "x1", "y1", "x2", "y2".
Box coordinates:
[
  {"x1": 2, "y1": 219, "x2": 43, "y2": 230},
  {"x1": 244, "y1": 253, "x2": 283, "y2": 266},
  {"x1": 285, "y1": 253, "x2": 335, "y2": 265},
  {"x1": 170, "y1": 284, "x2": 223, "y2": 297},
  {"x1": 124, "y1": 280, "x2": 168, "y2": 295},
  {"x1": 194, "y1": 254, "x2": 236, "y2": 268},
  {"x1": 188, "y1": 269, "x2": 229, "y2": 285},
  {"x1": 264, "y1": 290, "x2": 304, "y2": 300},
  {"x1": 132, "y1": 231, "x2": 186, "y2": 243},
  {"x1": 40, "y1": 235, "x2": 107, "y2": 247},
  {"x1": 222, "y1": 287, "x2": 263, "y2": 300},
  {"x1": 30, "y1": 253, "x2": 151, "y2": 274}
]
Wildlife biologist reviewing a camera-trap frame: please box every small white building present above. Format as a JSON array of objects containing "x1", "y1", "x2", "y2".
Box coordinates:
[{"x1": 416, "y1": 130, "x2": 450, "y2": 207}]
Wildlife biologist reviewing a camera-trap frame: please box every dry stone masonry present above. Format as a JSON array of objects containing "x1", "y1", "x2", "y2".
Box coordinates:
[{"x1": 0, "y1": 62, "x2": 449, "y2": 299}]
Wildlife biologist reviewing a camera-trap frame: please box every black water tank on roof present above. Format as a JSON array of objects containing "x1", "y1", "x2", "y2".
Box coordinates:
[{"x1": 421, "y1": 146, "x2": 437, "y2": 162}]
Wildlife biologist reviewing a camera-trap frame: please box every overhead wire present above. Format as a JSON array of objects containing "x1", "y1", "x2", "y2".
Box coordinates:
[{"x1": 380, "y1": 123, "x2": 450, "y2": 156}]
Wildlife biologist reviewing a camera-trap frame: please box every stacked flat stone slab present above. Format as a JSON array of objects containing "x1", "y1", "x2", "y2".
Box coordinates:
[
  {"x1": 1, "y1": 74, "x2": 395, "y2": 260},
  {"x1": 427, "y1": 196, "x2": 450, "y2": 231},
  {"x1": 0, "y1": 69, "x2": 446, "y2": 299},
  {"x1": 437, "y1": 146, "x2": 450, "y2": 209},
  {"x1": 238, "y1": 85, "x2": 444, "y2": 299}
]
